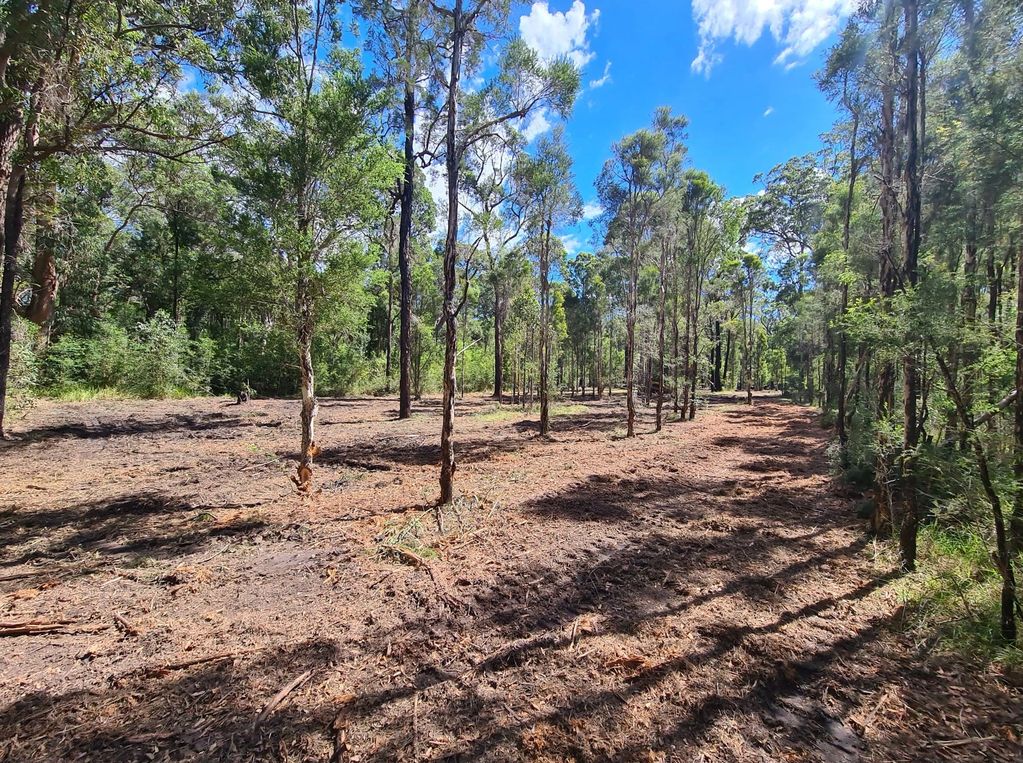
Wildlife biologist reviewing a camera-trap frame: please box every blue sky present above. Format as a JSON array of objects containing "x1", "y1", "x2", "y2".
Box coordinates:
[{"x1": 511, "y1": 0, "x2": 854, "y2": 251}]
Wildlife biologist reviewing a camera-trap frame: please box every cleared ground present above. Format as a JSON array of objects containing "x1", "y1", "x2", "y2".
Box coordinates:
[{"x1": 0, "y1": 393, "x2": 1020, "y2": 761}]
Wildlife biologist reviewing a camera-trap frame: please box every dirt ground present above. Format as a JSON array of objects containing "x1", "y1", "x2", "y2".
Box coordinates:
[{"x1": 0, "y1": 392, "x2": 1020, "y2": 762}]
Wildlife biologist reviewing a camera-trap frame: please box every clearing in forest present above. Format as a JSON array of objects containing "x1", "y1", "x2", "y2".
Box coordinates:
[{"x1": 0, "y1": 395, "x2": 1020, "y2": 761}]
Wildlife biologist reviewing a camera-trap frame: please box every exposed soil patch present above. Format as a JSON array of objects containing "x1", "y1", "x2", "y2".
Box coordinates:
[{"x1": 0, "y1": 394, "x2": 1019, "y2": 761}]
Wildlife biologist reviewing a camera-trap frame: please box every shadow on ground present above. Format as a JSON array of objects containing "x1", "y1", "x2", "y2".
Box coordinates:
[{"x1": 0, "y1": 401, "x2": 1018, "y2": 762}]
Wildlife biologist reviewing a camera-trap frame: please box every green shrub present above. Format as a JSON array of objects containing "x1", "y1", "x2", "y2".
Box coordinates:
[
  {"x1": 42, "y1": 313, "x2": 216, "y2": 399},
  {"x1": 7, "y1": 317, "x2": 39, "y2": 419},
  {"x1": 122, "y1": 313, "x2": 194, "y2": 397},
  {"x1": 898, "y1": 525, "x2": 1023, "y2": 666}
]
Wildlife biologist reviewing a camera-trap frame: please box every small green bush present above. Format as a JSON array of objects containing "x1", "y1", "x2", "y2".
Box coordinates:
[
  {"x1": 42, "y1": 313, "x2": 215, "y2": 399},
  {"x1": 7, "y1": 317, "x2": 39, "y2": 419},
  {"x1": 898, "y1": 525, "x2": 1023, "y2": 666}
]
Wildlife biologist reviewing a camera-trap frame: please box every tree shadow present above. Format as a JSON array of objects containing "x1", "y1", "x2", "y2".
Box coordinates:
[
  {"x1": 0, "y1": 638, "x2": 340, "y2": 762},
  {"x1": 312, "y1": 432, "x2": 529, "y2": 470},
  {"x1": 2, "y1": 411, "x2": 284, "y2": 447},
  {"x1": 0, "y1": 492, "x2": 267, "y2": 575},
  {"x1": 511, "y1": 408, "x2": 624, "y2": 437},
  {"x1": 4, "y1": 398, "x2": 1017, "y2": 761}
]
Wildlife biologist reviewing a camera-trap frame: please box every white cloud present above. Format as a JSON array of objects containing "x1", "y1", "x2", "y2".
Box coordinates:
[
  {"x1": 521, "y1": 107, "x2": 552, "y2": 142},
  {"x1": 763, "y1": 106, "x2": 774, "y2": 117},
  {"x1": 560, "y1": 233, "x2": 583, "y2": 255},
  {"x1": 520, "y1": 1, "x2": 599, "y2": 68},
  {"x1": 589, "y1": 60, "x2": 612, "y2": 89},
  {"x1": 690, "y1": 0, "x2": 855, "y2": 76},
  {"x1": 582, "y1": 200, "x2": 602, "y2": 220}
]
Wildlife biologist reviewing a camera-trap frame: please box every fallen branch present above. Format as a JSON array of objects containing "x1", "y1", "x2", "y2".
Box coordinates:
[
  {"x1": 254, "y1": 669, "x2": 313, "y2": 728},
  {"x1": 0, "y1": 619, "x2": 107, "y2": 637},
  {"x1": 140, "y1": 647, "x2": 261, "y2": 677},
  {"x1": 113, "y1": 613, "x2": 139, "y2": 638},
  {"x1": 382, "y1": 546, "x2": 465, "y2": 611}
]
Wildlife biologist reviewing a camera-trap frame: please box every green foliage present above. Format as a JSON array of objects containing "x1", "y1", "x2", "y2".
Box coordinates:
[
  {"x1": 42, "y1": 314, "x2": 215, "y2": 399},
  {"x1": 898, "y1": 526, "x2": 1023, "y2": 666},
  {"x1": 7, "y1": 318, "x2": 38, "y2": 420}
]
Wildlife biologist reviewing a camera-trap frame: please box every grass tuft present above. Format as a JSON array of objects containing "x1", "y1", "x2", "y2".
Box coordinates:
[{"x1": 895, "y1": 525, "x2": 1023, "y2": 666}]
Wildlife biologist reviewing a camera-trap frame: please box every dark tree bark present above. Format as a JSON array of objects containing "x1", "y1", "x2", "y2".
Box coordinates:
[
  {"x1": 899, "y1": 0, "x2": 922, "y2": 572},
  {"x1": 1013, "y1": 234, "x2": 1023, "y2": 560},
  {"x1": 538, "y1": 219, "x2": 551, "y2": 436},
  {"x1": 385, "y1": 242, "x2": 394, "y2": 391},
  {"x1": 723, "y1": 327, "x2": 733, "y2": 390},
  {"x1": 438, "y1": 0, "x2": 464, "y2": 505},
  {"x1": 712, "y1": 319, "x2": 722, "y2": 392},
  {"x1": 872, "y1": 0, "x2": 900, "y2": 534},
  {"x1": 655, "y1": 239, "x2": 667, "y2": 431},
  {"x1": 397, "y1": 56, "x2": 416, "y2": 419},
  {"x1": 837, "y1": 97, "x2": 860, "y2": 460},
  {"x1": 671, "y1": 248, "x2": 680, "y2": 412},
  {"x1": 492, "y1": 289, "x2": 504, "y2": 399},
  {"x1": 688, "y1": 270, "x2": 704, "y2": 420},
  {"x1": 0, "y1": 167, "x2": 25, "y2": 439},
  {"x1": 295, "y1": 263, "x2": 318, "y2": 492},
  {"x1": 625, "y1": 237, "x2": 638, "y2": 436}
]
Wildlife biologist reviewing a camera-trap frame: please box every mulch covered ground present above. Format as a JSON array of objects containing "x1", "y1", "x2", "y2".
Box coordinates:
[{"x1": 0, "y1": 392, "x2": 1020, "y2": 762}]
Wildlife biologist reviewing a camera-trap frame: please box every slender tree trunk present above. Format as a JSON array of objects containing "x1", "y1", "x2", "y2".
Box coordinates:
[
  {"x1": 0, "y1": 167, "x2": 25, "y2": 440},
  {"x1": 746, "y1": 277, "x2": 754, "y2": 406},
  {"x1": 837, "y1": 103, "x2": 859, "y2": 460},
  {"x1": 712, "y1": 319, "x2": 722, "y2": 391},
  {"x1": 689, "y1": 283, "x2": 701, "y2": 420},
  {"x1": 1013, "y1": 234, "x2": 1023, "y2": 559},
  {"x1": 625, "y1": 240, "x2": 638, "y2": 437},
  {"x1": 680, "y1": 265, "x2": 692, "y2": 418},
  {"x1": 656, "y1": 240, "x2": 666, "y2": 431},
  {"x1": 397, "y1": 24, "x2": 417, "y2": 420},
  {"x1": 493, "y1": 291, "x2": 504, "y2": 400},
  {"x1": 933, "y1": 347, "x2": 1016, "y2": 642},
  {"x1": 512, "y1": 346, "x2": 518, "y2": 404},
  {"x1": 384, "y1": 223, "x2": 394, "y2": 392},
  {"x1": 295, "y1": 264, "x2": 318, "y2": 492},
  {"x1": 671, "y1": 249, "x2": 680, "y2": 412},
  {"x1": 873, "y1": 0, "x2": 900, "y2": 534},
  {"x1": 899, "y1": 0, "x2": 922, "y2": 571},
  {"x1": 0, "y1": 88, "x2": 29, "y2": 439},
  {"x1": 439, "y1": 0, "x2": 463, "y2": 503},
  {"x1": 723, "y1": 328, "x2": 733, "y2": 389},
  {"x1": 877, "y1": 0, "x2": 899, "y2": 418},
  {"x1": 539, "y1": 219, "x2": 551, "y2": 436},
  {"x1": 601, "y1": 315, "x2": 609, "y2": 398}
]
